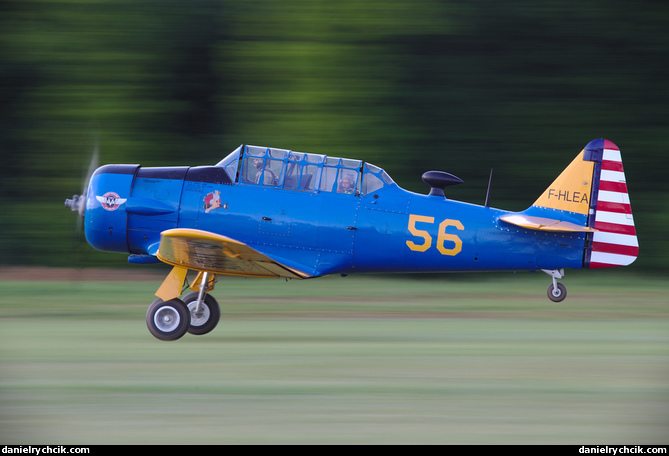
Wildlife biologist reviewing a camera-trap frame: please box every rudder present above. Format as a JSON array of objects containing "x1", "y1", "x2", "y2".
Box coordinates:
[{"x1": 582, "y1": 139, "x2": 638, "y2": 268}]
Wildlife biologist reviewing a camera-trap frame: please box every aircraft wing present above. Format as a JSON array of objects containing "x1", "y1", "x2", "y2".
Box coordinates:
[
  {"x1": 156, "y1": 228, "x2": 311, "y2": 279},
  {"x1": 499, "y1": 214, "x2": 597, "y2": 232}
]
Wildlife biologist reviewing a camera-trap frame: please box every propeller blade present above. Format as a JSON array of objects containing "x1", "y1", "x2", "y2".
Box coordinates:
[
  {"x1": 80, "y1": 138, "x2": 99, "y2": 216},
  {"x1": 65, "y1": 134, "x2": 100, "y2": 234}
]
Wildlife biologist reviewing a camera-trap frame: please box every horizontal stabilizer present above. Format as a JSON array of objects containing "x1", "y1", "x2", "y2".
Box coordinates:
[{"x1": 500, "y1": 214, "x2": 597, "y2": 232}]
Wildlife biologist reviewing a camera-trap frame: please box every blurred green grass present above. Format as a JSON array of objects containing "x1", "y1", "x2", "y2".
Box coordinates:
[{"x1": 1, "y1": 272, "x2": 668, "y2": 444}]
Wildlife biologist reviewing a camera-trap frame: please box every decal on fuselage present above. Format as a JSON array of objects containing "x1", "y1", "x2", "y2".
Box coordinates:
[
  {"x1": 406, "y1": 214, "x2": 464, "y2": 256},
  {"x1": 96, "y1": 192, "x2": 127, "y2": 211},
  {"x1": 203, "y1": 190, "x2": 222, "y2": 213}
]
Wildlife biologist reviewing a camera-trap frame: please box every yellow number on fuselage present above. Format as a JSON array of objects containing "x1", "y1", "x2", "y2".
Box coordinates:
[
  {"x1": 406, "y1": 214, "x2": 434, "y2": 252},
  {"x1": 406, "y1": 214, "x2": 464, "y2": 256},
  {"x1": 437, "y1": 219, "x2": 464, "y2": 256}
]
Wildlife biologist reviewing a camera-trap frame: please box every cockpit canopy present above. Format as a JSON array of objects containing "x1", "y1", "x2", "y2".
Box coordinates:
[{"x1": 216, "y1": 145, "x2": 394, "y2": 195}]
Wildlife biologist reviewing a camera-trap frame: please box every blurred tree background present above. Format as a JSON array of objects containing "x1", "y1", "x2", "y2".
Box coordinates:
[{"x1": 1, "y1": 0, "x2": 667, "y2": 271}]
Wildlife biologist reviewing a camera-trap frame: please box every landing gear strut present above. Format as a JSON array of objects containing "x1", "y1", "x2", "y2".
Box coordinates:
[{"x1": 542, "y1": 269, "x2": 567, "y2": 302}]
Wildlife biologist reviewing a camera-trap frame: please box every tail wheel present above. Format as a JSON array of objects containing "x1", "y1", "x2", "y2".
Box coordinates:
[
  {"x1": 146, "y1": 298, "x2": 190, "y2": 341},
  {"x1": 182, "y1": 292, "x2": 220, "y2": 336},
  {"x1": 547, "y1": 282, "x2": 567, "y2": 303}
]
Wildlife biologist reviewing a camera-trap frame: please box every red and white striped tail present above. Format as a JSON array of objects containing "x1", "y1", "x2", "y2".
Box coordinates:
[{"x1": 587, "y1": 140, "x2": 639, "y2": 269}]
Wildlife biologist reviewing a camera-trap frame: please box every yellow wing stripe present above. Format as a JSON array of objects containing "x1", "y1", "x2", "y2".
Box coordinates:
[{"x1": 156, "y1": 228, "x2": 309, "y2": 279}]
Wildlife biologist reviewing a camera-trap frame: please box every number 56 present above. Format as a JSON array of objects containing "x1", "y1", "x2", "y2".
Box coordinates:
[{"x1": 406, "y1": 214, "x2": 464, "y2": 256}]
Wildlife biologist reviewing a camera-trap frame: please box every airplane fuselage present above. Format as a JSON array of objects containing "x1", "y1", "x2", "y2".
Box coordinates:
[{"x1": 100, "y1": 165, "x2": 586, "y2": 278}]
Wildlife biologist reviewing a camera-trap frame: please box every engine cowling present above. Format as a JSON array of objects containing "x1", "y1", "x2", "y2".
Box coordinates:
[
  {"x1": 84, "y1": 164, "x2": 139, "y2": 253},
  {"x1": 81, "y1": 163, "x2": 231, "y2": 258}
]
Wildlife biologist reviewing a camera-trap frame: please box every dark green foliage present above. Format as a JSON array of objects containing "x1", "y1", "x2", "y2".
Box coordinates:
[{"x1": 1, "y1": 0, "x2": 666, "y2": 269}]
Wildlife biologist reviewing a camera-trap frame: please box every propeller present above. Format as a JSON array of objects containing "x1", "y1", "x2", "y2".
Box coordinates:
[{"x1": 65, "y1": 137, "x2": 99, "y2": 233}]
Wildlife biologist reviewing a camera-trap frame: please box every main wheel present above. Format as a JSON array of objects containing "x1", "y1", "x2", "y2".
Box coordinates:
[
  {"x1": 182, "y1": 292, "x2": 221, "y2": 336},
  {"x1": 146, "y1": 298, "x2": 190, "y2": 341},
  {"x1": 547, "y1": 282, "x2": 567, "y2": 303}
]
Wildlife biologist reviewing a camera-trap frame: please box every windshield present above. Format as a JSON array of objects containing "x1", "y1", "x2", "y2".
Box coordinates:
[
  {"x1": 216, "y1": 145, "x2": 394, "y2": 194},
  {"x1": 215, "y1": 145, "x2": 243, "y2": 181}
]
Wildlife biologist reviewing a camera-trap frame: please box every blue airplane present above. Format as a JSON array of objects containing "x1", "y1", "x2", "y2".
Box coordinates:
[{"x1": 65, "y1": 138, "x2": 638, "y2": 340}]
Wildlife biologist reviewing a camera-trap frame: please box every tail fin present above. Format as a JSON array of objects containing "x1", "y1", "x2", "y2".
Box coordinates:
[
  {"x1": 534, "y1": 139, "x2": 638, "y2": 268},
  {"x1": 501, "y1": 139, "x2": 638, "y2": 268}
]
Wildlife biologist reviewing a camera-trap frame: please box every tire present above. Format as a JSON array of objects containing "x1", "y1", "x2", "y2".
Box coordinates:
[
  {"x1": 146, "y1": 298, "x2": 190, "y2": 341},
  {"x1": 547, "y1": 282, "x2": 567, "y2": 303},
  {"x1": 181, "y1": 292, "x2": 221, "y2": 336}
]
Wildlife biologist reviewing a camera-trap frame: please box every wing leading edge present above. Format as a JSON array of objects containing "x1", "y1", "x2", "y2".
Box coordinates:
[{"x1": 156, "y1": 228, "x2": 311, "y2": 279}]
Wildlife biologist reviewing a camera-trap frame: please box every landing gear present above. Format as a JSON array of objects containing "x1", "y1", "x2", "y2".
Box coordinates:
[
  {"x1": 146, "y1": 269, "x2": 221, "y2": 340},
  {"x1": 542, "y1": 268, "x2": 567, "y2": 302},
  {"x1": 146, "y1": 298, "x2": 191, "y2": 341}
]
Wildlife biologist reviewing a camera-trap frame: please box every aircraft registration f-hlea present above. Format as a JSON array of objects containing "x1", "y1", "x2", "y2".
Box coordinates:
[{"x1": 65, "y1": 138, "x2": 638, "y2": 341}]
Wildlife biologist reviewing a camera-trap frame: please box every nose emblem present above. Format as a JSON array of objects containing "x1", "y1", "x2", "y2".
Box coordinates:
[{"x1": 96, "y1": 192, "x2": 127, "y2": 211}]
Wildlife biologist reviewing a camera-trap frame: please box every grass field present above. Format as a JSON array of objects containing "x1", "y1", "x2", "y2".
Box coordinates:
[{"x1": 1, "y1": 269, "x2": 668, "y2": 444}]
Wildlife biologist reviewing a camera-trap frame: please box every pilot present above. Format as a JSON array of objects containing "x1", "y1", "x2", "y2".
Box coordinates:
[
  {"x1": 338, "y1": 174, "x2": 355, "y2": 194},
  {"x1": 253, "y1": 157, "x2": 277, "y2": 185}
]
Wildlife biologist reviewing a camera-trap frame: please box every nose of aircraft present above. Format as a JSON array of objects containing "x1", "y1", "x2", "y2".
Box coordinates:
[{"x1": 82, "y1": 164, "x2": 138, "y2": 253}]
